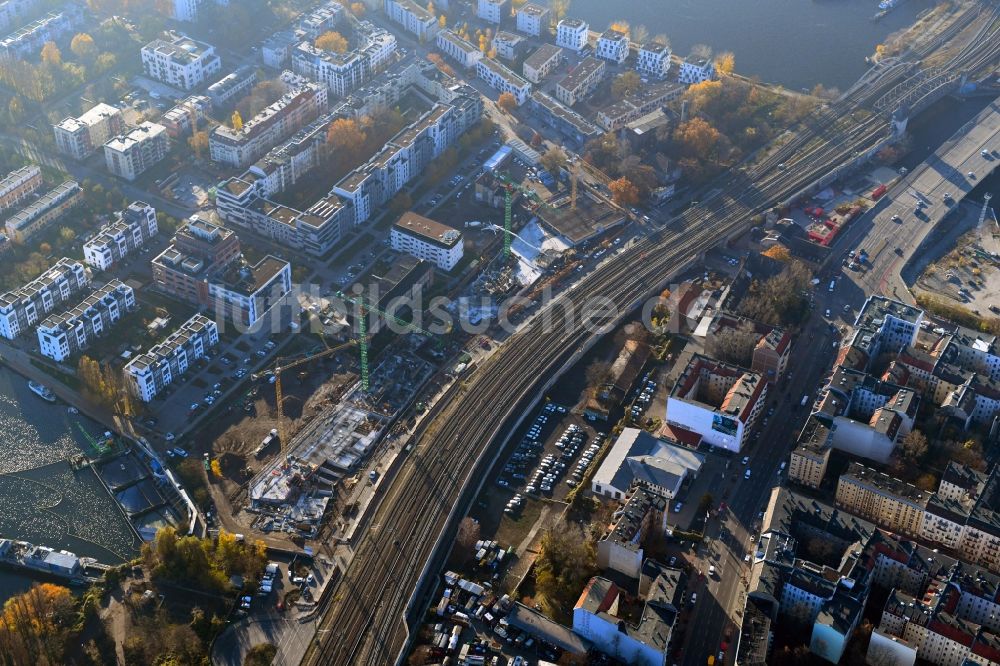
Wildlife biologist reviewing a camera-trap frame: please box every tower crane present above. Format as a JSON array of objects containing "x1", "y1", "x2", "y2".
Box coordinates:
[
  {"x1": 273, "y1": 340, "x2": 358, "y2": 449},
  {"x1": 496, "y1": 173, "x2": 549, "y2": 261},
  {"x1": 335, "y1": 291, "x2": 442, "y2": 392}
]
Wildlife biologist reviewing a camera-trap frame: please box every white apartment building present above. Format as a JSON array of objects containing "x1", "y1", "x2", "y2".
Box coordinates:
[
  {"x1": 476, "y1": 57, "x2": 531, "y2": 105},
  {"x1": 141, "y1": 32, "x2": 221, "y2": 91},
  {"x1": 0, "y1": 258, "x2": 87, "y2": 339},
  {"x1": 678, "y1": 57, "x2": 715, "y2": 84},
  {"x1": 208, "y1": 256, "x2": 291, "y2": 327},
  {"x1": 391, "y1": 212, "x2": 464, "y2": 271},
  {"x1": 0, "y1": 8, "x2": 79, "y2": 60},
  {"x1": 209, "y1": 82, "x2": 328, "y2": 168},
  {"x1": 595, "y1": 28, "x2": 628, "y2": 64},
  {"x1": 53, "y1": 103, "x2": 125, "y2": 160},
  {"x1": 159, "y1": 95, "x2": 212, "y2": 138},
  {"x1": 0, "y1": 0, "x2": 38, "y2": 32},
  {"x1": 436, "y1": 29, "x2": 482, "y2": 69},
  {"x1": 477, "y1": 0, "x2": 508, "y2": 24},
  {"x1": 555, "y1": 56, "x2": 605, "y2": 106},
  {"x1": 83, "y1": 202, "x2": 158, "y2": 271},
  {"x1": 523, "y1": 44, "x2": 562, "y2": 84},
  {"x1": 296, "y1": 0, "x2": 343, "y2": 40},
  {"x1": 515, "y1": 3, "x2": 549, "y2": 37},
  {"x1": 0, "y1": 165, "x2": 42, "y2": 213},
  {"x1": 37, "y1": 280, "x2": 136, "y2": 362},
  {"x1": 636, "y1": 42, "x2": 670, "y2": 78},
  {"x1": 261, "y1": 30, "x2": 298, "y2": 69},
  {"x1": 492, "y1": 31, "x2": 525, "y2": 61},
  {"x1": 170, "y1": 0, "x2": 229, "y2": 22},
  {"x1": 104, "y1": 122, "x2": 170, "y2": 181},
  {"x1": 556, "y1": 18, "x2": 588, "y2": 52},
  {"x1": 384, "y1": 0, "x2": 438, "y2": 40},
  {"x1": 124, "y1": 314, "x2": 219, "y2": 402},
  {"x1": 291, "y1": 28, "x2": 396, "y2": 97}
]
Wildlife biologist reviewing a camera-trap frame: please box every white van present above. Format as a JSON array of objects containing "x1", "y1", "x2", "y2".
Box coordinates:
[{"x1": 828, "y1": 280, "x2": 836, "y2": 292}]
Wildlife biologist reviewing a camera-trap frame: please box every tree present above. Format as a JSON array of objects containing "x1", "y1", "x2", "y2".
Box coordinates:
[
  {"x1": 708, "y1": 320, "x2": 759, "y2": 367},
  {"x1": 70, "y1": 33, "x2": 97, "y2": 61},
  {"x1": 762, "y1": 244, "x2": 791, "y2": 262},
  {"x1": 7, "y1": 96, "x2": 22, "y2": 123},
  {"x1": 0, "y1": 583, "x2": 76, "y2": 665},
  {"x1": 535, "y1": 527, "x2": 596, "y2": 618},
  {"x1": 315, "y1": 30, "x2": 348, "y2": 53},
  {"x1": 40, "y1": 41, "x2": 61, "y2": 67},
  {"x1": 540, "y1": 147, "x2": 566, "y2": 173},
  {"x1": 58, "y1": 227, "x2": 75, "y2": 244},
  {"x1": 900, "y1": 430, "x2": 928, "y2": 462},
  {"x1": 915, "y1": 473, "x2": 938, "y2": 491},
  {"x1": 38, "y1": 242, "x2": 51, "y2": 254},
  {"x1": 611, "y1": 71, "x2": 642, "y2": 100},
  {"x1": 609, "y1": 177, "x2": 640, "y2": 207},
  {"x1": 188, "y1": 130, "x2": 209, "y2": 160},
  {"x1": 210, "y1": 459, "x2": 222, "y2": 478},
  {"x1": 245, "y1": 644, "x2": 277, "y2": 666},
  {"x1": 675, "y1": 117, "x2": 721, "y2": 158},
  {"x1": 550, "y1": 0, "x2": 570, "y2": 21},
  {"x1": 714, "y1": 51, "x2": 735, "y2": 75},
  {"x1": 438, "y1": 14, "x2": 446, "y2": 28},
  {"x1": 388, "y1": 191, "x2": 413, "y2": 216},
  {"x1": 456, "y1": 516, "x2": 480, "y2": 552},
  {"x1": 349, "y1": 2, "x2": 365, "y2": 15},
  {"x1": 325, "y1": 117, "x2": 367, "y2": 163},
  {"x1": 496, "y1": 92, "x2": 518, "y2": 113}
]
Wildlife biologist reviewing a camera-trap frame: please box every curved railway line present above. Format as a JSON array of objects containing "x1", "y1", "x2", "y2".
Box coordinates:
[{"x1": 305, "y1": 6, "x2": 1000, "y2": 664}]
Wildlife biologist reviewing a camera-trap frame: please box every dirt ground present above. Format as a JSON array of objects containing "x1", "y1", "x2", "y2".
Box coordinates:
[{"x1": 915, "y1": 211, "x2": 1000, "y2": 315}]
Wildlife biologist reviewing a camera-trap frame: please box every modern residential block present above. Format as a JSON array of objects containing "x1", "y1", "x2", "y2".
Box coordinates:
[
  {"x1": 522, "y1": 43, "x2": 562, "y2": 84},
  {"x1": 206, "y1": 65, "x2": 258, "y2": 108},
  {"x1": 384, "y1": 0, "x2": 438, "y2": 40},
  {"x1": 436, "y1": 29, "x2": 482, "y2": 69},
  {"x1": 0, "y1": 258, "x2": 88, "y2": 339},
  {"x1": 476, "y1": 0, "x2": 508, "y2": 24},
  {"x1": 515, "y1": 3, "x2": 549, "y2": 36},
  {"x1": 636, "y1": 42, "x2": 671, "y2": 78},
  {"x1": 391, "y1": 212, "x2": 464, "y2": 271},
  {"x1": 291, "y1": 26, "x2": 396, "y2": 96},
  {"x1": 141, "y1": 32, "x2": 221, "y2": 91},
  {"x1": 595, "y1": 28, "x2": 628, "y2": 64},
  {"x1": 83, "y1": 201, "x2": 158, "y2": 271},
  {"x1": 53, "y1": 103, "x2": 125, "y2": 160},
  {"x1": 492, "y1": 31, "x2": 526, "y2": 61},
  {"x1": 0, "y1": 7, "x2": 79, "y2": 60},
  {"x1": 159, "y1": 95, "x2": 212, "y2": 138},
  {"x1": 555, "y1": 56, "x2": 605, "y2": 106},
  {"x1": 678, "y1": 56, "x2": 715, "y2": 84},
  {"x1": 151, "y1": 216, "x2": 241, "y2": 306},
  {"x1": 208, "y1": 256, "x2": 292, "y2": 326},
  {"x1": 124, "y1": 314, "x2": 220, "y2": 402},
  {"x1": 476, "y1": 57, "x2": 531, "y2": 105},
  {"x1": 104, "y1": 122, "x2": 170, "y2": 181},
  {"x1": 556, "y1": 18, "x2": 588, "y2": 52},
  {"x1": 37, "y1": 280, "x2": 136, "y2": 362}
]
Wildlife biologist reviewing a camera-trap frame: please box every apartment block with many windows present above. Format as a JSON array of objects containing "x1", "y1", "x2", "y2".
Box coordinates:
[
  {"x1": 556, "y1": 18, "x2": 588, "y2": 52},
  {"x1": 636, "y1": 42, "x2": 670, "y2": 78},
  {"x1": 124, "y1": 314, "x2": 219, "y2": 402},
  {"x1": 141, "y1": 31, "x2": 221, "y2": 91},
  {"x1": 83, "y1": 201, "x2": 158, "y2": 272},
  {"x1": 206, "y1": 65, "x2": 257, "y2": 108},
  {"x1": 436, "y1": 29, "x2": 482, "y2": 69},
  {"x1": 522, "y1": 43, "x2": 562, "y2": 84},
  {"x1": 476, "y1": 57, "x2": 532, "y2": 105},
  {"x1": 0, "y1": 258, "x2": 88, "y2": 339},
  {"x1": 104, "y1": 122, "x2": 170, "y2": 181},
  {"x1": 595, "y1": 28, "x2": 628, "y2": 64},
  {"x1": 555, "y1": 56, "x2": 605, "y2": 106},
  {"x1": 515, "y1": 3, "x2": 549, "y2": 36},
  {"x1": 53, "y1": 103, "x2": 125, "y2": 160},
  {"x1": 477, "y1": 0, "x2": 508, "y2": 24},
  {"x1": 788, "y1": 415, "x2": 832, "y2": 489},
  {"x1": 37, "y1": 280, "x2": 136, "y2": 362},
  {"x1": 291, "y1": 25, "x2": 396, "y2": 96},
  {"x1": 391, "y1": 212, "x2": 464, "y2": 271},
  {"x1": 151, "y1": 216, "x2": 241, "y2": 306},
  {"x1": 384, "y1": 0, "x2": 438, "y2": 40},
  {"x1": 208, "y1": 256, "x2": 291, "y2": 327}
]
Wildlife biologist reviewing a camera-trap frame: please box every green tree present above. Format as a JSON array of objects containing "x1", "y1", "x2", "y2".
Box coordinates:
[{"x1": 611, "y1": 71, "x2": 642, "y2": 99}]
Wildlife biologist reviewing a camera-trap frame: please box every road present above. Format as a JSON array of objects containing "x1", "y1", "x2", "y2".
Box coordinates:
[{"x1": 302, "y1": 6, "x2": 1000, "y2": 666}]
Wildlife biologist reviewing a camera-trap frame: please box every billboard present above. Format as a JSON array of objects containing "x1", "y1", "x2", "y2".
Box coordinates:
[{"x1": 712, "y1": 414, "x2": 738, "y2": 437}]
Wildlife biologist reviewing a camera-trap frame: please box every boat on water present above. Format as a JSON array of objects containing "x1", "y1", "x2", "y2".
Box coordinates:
[
  {"x1": 28, "y1": 380, "x2": 56, "y2": 402},
  {"x1": 879, "y1": 0, "x2": 900, "y2": 9}
]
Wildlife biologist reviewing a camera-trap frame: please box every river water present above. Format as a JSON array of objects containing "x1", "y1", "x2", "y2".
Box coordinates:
[
  {"x1": 571, "y1": 0, "x2": 935, "y2": 90},
  {"x1": 0, "y1": 367, "x2": 141, "y2": 599}
]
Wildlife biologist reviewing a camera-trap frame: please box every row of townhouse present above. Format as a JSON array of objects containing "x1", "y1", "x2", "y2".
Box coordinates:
[
  {"x1": 5, "y1": 180, "x2": 82, "y2": 244},
  {"x1": 836, "y1": 461, "x2": 1000, "y2": 576},
  {"x1": 141, "y1": 31, "x2": 221, "y2": 91},
  {"x1": 124, "y1": 314, "x2": 219, "y2": 402},
  {"x1": 291, "y1": 23, "x2": 396, "y2": 97},
  {"x1": 476, "y1": 57, "x2": 531, "y2": 105},
  {"x1": 0, "y1": 165, "x2": 42, "y2": 213},
  {"x1": 37, "y1": 280, "x2": 136, "y2": 362},
  {"x1": 0, "y1": 6, "x2": 80, "y2": 60},
  {"x1": 209, "y1": 81, "x2": 329, "y2": 169},
  {"x1": 83, "y1": 201, "x2": 158, "y2": 271},
  {"x1": 53, "y1": 103, "x2": 125, "y2": 160},
  {"x1": 0, "y1": 258, "x2": 88, "y2": 339},
  {"x1": 384, "y1": 0, "x2": 438, "y2": 40}
]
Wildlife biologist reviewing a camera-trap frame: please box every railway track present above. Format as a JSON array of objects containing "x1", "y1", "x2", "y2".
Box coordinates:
[{"x1": 304, "y1": 6, "x2": 1000, "y2": 664}]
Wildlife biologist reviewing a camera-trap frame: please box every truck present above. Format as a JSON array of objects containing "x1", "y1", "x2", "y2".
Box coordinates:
[
  {"x1": 801, "y1": 394, "x2": 810, "y2": 407},
  {"x1": 254, "y1": 429, "x2": 279, "y2": 458}
]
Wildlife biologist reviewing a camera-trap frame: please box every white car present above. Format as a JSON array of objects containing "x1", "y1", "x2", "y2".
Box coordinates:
[{"x1": 744, "y1": 469, "x2": 752, "y2": 479}]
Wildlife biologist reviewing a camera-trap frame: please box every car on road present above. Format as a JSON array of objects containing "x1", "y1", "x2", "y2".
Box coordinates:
[
  {"x1": 673, "y1": 501, "x2": 683, "y2": 513},
  {"x1": 741, "y1": 456, "x2": 749, "y2": 465},
  {"x1": 983, "y1": 149, "x2": 991, "y2": 158},
  {"x1": 824, "y1": 308, "x2": 831, "y2": 318},
  {"x1": 744, "y1": 469, "x2": 752, "y2": 479},
  {"x1": 709, "y1": 565, "x2": 716, "y2": 576}
]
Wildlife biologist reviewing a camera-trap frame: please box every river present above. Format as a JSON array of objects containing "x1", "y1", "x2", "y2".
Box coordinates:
[
  {"x1": 570, "y1": 0, "x2": 935, "y2": 90},
  {"x1": 0, "y1": 367, "x2": 141, "y2": 600}
]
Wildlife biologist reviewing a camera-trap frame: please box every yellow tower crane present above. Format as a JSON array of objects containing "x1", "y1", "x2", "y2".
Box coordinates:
[{"x1": 272, "y1": 340, "x2": 358, "y2": 449}]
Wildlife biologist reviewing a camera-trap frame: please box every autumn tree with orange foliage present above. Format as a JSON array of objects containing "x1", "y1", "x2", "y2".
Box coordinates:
[
  {"x1": 675, "y1": 117, "x2": 721, "y2": 158},
  {"x1": 325, "y1": 117, "x2": 368, "y2": 163},
  {"x1": 426, "y1": 53, "x2": 455, "y2": 77},
  {"x1": 762, "y1": 245, "x2": 791, "y2": 262},
  {"x1": 349, "y1": 2, "x2": 365, "y2": 15},
  {"x1": 609, "y1": 177, "x2": 640, "y2": 206},
  {"x1": 315, "y1": 31, "x2": 348, "y2": 53},
  {"x1": 497, "y1": 92, "x2": 517, "y2": 113},
  {"x1": 0, "y1": 583, "x2": 76, "y2": 665},
  {"x1": 714, "y1": 51, "x2": 736, "y2": 75}
]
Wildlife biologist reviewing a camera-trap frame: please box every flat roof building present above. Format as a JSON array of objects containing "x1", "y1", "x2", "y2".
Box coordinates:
[
  {"x1": 5, "y1": 181, "x2": 82, "y2": 244},
  {"x1": 104, "y1": 122, "x2": 170, "y2": 181},
  {"x1": 53, "y1": 103, "x2": 125, "y2": 160},
  {"x1": 141, "y1": 31, "x2": 221, "y2": 91},
  {"x1": 591, "y1": 427, "x2": 704, "y2": 501},
  {"x1": 391, "y1": 212, "x2": 464, "y2": 271},
  {"x1": 555, "y1": 56, "x2": 605, "y2": 107}
]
